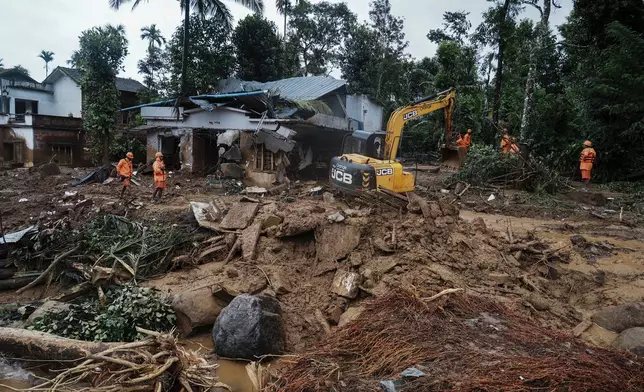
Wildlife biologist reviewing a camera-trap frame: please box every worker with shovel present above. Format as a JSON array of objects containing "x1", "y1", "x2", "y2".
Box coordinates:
[
  {"x1": 152, "y1": 152, "x2": 167, "y2": 202},
  {"x1": 116, "y1": 152, "x2": 134, "y2": 199}
]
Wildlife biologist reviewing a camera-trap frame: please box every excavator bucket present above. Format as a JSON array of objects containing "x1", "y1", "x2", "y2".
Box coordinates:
[{"x1": 441, "y1": 146, "x2": 467, "y2": 170}]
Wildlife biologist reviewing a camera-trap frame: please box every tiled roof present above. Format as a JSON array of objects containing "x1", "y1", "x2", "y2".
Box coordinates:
[
  {"x1": 217, "y1": 76, "x2": 348, "y2": 101},
  {"x1": 46, "y1": 67, "x2": 145, "y2": 93}
]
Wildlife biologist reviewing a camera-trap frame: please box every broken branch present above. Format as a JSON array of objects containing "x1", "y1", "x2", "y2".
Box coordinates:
[{"x1": 16, "y1": 245, "x2": 80, "y2": 294}]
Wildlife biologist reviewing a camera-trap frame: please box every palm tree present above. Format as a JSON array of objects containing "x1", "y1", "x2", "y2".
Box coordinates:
[
  {"x1": 0, "y1": 58, "x2": 4, "y2": 70},
  {"x1": 38, "y1": 50, "x2": 55, "y2": 77},
  {"x1": 110, "y1": 0, "x2": 264, "y2": 98},
  {"x1": 140, "y1": 24, "x2": 166, "y2": 50},
  {"x1": 276, "y1": 0, "x2": 291, "y2": 39}
]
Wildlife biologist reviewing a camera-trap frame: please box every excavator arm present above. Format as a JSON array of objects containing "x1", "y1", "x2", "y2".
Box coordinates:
[{"x1": 383, "y1": 88, "x2": 456, "y2": 161}]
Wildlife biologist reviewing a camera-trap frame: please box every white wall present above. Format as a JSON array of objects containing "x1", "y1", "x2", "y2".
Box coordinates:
[
  {"x1": 144, "y1": 107, "x2": 260, "y2": 131},
  {"x1": 51, "y1": 76, "x2": 82, "y2": 117},
  {"x1": 12, "y1": 127, "x2": 34, "y2": 149},
  {"x1": 346, "y1": 94, "x2": 384, "y2": 132},
  {"x1": 7, "y1": 88, "x2": 56, "y2": 115}
]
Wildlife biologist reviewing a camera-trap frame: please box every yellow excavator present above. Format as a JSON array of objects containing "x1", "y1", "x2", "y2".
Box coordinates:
[{"x1": 329, "y1": 88, "x2": 461, "y2": 201}]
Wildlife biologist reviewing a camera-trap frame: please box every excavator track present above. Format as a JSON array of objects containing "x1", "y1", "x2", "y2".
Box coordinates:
[{"x1": 350, "y1": 188, "x2": 410, "y2": 211}]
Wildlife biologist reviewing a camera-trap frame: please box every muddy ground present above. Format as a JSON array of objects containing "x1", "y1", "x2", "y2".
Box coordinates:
[{"x1": 1, "y1": 165, "x2": 644, "y2": 389}]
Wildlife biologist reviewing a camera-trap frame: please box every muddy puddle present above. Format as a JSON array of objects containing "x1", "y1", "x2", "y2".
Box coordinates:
[{"x1": 0, "y1": 335, "x2": 255, "y2": 392}]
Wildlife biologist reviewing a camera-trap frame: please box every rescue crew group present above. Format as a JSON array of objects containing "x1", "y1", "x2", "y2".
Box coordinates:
[
  {"x1": 117, "y1": 132, "x2": 597, "y2": 199},
  {"x1": 455, "y1": 128, "x2": 597, "y2": 186},
  {"x1": 116, "y1": 151, "x2": 168, "y2": 201}
]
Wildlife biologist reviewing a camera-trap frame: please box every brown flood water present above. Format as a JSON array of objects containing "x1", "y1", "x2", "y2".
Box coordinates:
[{"x1": 0, "y1": 334, "x2": 255, "y2": 392}]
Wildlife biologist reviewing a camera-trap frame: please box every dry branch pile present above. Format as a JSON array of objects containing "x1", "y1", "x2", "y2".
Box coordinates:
[
  {"x1": 7, "y1": 328, "x2": 228, "y2": 392},
  {"x1": 270, "y1": 290, "x2": 644, "y2": 392}
]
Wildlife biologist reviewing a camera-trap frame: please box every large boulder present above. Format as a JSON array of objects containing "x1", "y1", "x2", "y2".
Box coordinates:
[
  {"x1": 172, "y1": 288, "x2": 227, "y2": 336},
  {"x1": 612, "y1": 327, "x2": 644, "y2": 355},
  {"x1": 591, "y1": 302, "x2": 644, "y2": 333},
  {"x1": 25, "y1": 301, "x2": 70, "y2": 326},
  {"x1": 212, "y1": 294, "x2": 284, "y2": 360}
]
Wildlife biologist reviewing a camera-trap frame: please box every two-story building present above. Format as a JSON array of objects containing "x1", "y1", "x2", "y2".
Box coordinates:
[{"x1": 0, "y1": 66, "x2": 144, "y2": 167}]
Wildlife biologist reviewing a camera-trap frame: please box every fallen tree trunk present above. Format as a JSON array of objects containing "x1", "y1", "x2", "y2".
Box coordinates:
[
  {"x1": 0, "y1": 327, "x2": 120, "y2": 361},
  {"x1": 0, "y1": 276, "x2": 38, "y2": 291}
]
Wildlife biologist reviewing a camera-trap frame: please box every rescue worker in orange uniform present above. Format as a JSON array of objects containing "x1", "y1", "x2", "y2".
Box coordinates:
[
  {"x1": 456, "y1": 133, "x2": 467, "y2": 149},
  {"x1": 509, "y1": 137, "x2": 520, "y2": 156},
  {"x1": 463, "y1": 129, "x2": 472, "y2": 149},
  {"x1": 152, "y1": 152, "x2": 167, "y2": 202},
  {"x1": 116, "y1": 152, "x2": 134, "y2": 198},
  {"x1": 500, "y1": 128, "x2": 512, "y2": 153},
  {"x1": 579, "y1": 140, "x2": 596, "y2": 187}
]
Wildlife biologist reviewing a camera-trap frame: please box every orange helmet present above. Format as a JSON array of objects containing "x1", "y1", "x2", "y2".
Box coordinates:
[
  {"x1": 126, "y1": 152, "x2": 134, "y2": 159},
  {"x1": 467, "y1": 129, "x2": 472, "y2": 134},
  {"x1": 583, "y1": 140, "x2": 592, "y2": 147},
  {"x1": 155, "y1": 152, "x2": 164, "y2": 158},
  {"x1": 511, "y1": 137, "x2": 517, "y2": 141}
]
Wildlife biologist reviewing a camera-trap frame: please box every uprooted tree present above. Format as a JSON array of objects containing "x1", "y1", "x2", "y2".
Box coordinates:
[{"x1": 74, "y1": 24, "x2": 128, "y2": 164}]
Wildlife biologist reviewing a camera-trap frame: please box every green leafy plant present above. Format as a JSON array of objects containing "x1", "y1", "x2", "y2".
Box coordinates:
[{"x1": 29, "y1": 284, "x2": 176, "y2": 342}]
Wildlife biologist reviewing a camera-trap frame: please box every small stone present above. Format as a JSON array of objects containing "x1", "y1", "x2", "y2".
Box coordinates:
[
  {"x1": 331, "y1": 270, "x2": 362, "y2": 299},
  {"x1": 270, "y1": 268, "x2": 292, "y2": 295},
  {"x1": 349, "y1": 253, "x2": 363, "y2": 267},
  {"x1": 527, "y1": 293, "x2": 551, "y2": 311},
  {"x1": 488, "y1": 273, "x2": 513, "y2": 285},
  {"x1": 323, "y1": 192, "x2": 335, "y2": 203},
  {"x1": 338, "y1": 306, "x2": 364, "y2": 327},
  {"x1": 225, "y1": 267, "x2": 239, "y2": 278},
  {"x1": 592, "y1": 302, "x2": 644, "y2": 333},
  {"x1": 612, "y1": 327, "x2": 644, "y2": 355},
  {"x1": 393, "y1": 265, "x2": 404, "y2": 275},
  {"x1": 362, "y1": 268, "x2": 374, "y2": 280},
  {"x1": 327, "y1": 305, "x2": 344, "y2": 325},
  {"x1": 362, "y1": 279, "x2": 375, "y2": 289},
  {"x1": 374, "y1": 238, "x2": 394, "y2": 253},
  {"x1": 327, "y1": 212, "x2": 345, "y2": 223}
]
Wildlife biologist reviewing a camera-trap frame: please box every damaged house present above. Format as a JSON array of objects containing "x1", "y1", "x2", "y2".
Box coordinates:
[
  {"x1": 0, "y1": 66, "x2": 144, "y2": 167},
  {"x1": 134, "y1": 76, "x2": 382, "y2": 186}
]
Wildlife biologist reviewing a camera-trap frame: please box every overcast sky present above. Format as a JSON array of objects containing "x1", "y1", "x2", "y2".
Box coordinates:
[{"x1": 0, "y1": 0, "x2": 573, "y2": 82}]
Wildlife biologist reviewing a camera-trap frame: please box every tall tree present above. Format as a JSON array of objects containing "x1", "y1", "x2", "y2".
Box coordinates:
[
  {"x1": 519, "y1": 0, "x2": 560, "y2": 140},
  {"x1": 38, "y1": 51, "x2": 55, "y2": 77},
  {"x1": 140, "y1": 24, "x2": 165, "y2": 49},
  {"x1": 138, "y1": 25, "x2": 166, "y2": 91},
  {"x1": 276, "y1": 0, "x2": 295, "y2": 38},
  {"x1": 232, "y1": 15, "x2": 283, "y2": 82},
  {"x1": 109, "y1": 0, "x2": 263, "y2": 98},
  {"x1": 74, "y1": 24, "x2": 129, "y2": 163},
  {"x1": 288, "y1": 0, "x2": 356, "y2": 76},
  {"x1": 165, "y1": 14, "x2": 235, "y2": 95}
]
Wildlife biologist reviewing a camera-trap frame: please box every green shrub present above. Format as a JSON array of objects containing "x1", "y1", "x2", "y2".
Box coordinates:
[{"x1": 29, "y1": 284, "x2": 175, "y2": 342}]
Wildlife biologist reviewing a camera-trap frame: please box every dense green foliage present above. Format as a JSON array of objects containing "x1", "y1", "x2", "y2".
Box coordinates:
[
  {"x1": 104, "y1": 0, "x2": 644, "y2": 181},
  {"x1": 74, "y1": 25, "x2": 128, "y2": 164},
  {"x1": 29, "y1": 284, "x2": 175, "y2": 342},
  {"x1": 233, "y1": 15, "x2": 284, "y2": 82}
]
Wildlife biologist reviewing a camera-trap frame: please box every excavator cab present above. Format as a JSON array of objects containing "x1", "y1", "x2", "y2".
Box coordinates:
[{"x1": 341, "y1": 130, "x2": 386, "y2": 159}]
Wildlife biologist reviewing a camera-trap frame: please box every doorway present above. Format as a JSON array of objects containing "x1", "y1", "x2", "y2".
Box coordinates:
[{"x1": 159, "y1": 136, "x2": 181, "y2": 170}]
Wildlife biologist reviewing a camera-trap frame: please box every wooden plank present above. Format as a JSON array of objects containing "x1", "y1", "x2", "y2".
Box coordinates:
[{"x1": 219, "y1": 202, "x2": 260, "y2": 230}]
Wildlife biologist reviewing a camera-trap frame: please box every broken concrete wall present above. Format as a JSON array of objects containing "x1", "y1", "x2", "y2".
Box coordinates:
[
  {"x1": 0, "y1": 127, "x2": 33, "y2": 167},
  {"x1": 178, "y1": 132, "x2": 193, "y2": 172}
]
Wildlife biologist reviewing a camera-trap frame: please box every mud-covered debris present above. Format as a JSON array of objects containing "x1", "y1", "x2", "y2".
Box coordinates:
[
  {"x1": 327, "y1": 212, "x2": 345, "y2": 223},
  {"x1": 212, "y1": 284, "x2": 239, "y2": 302},
  {"x1": 570, "y1": 235, "x2": 589, "y2": 247},
  {"x1": 225, "y1": 267, "x2": 239, "y2": 278},
  {"x1": 277, "y1": 215, "x2": 325, "y2": 237},
  {"x1": 219, "y1": 163, "x2": 245, "y2": 179},
  {"x1": 171, "y1": 287, "x2": 226, "y2": 335},
  {"x1": 344, "y1": 208, "x2": 371, "y2": 218},
  {"x1": 323, "y1": 192, "x2": 335, "y2": 204},
  {"x1": 190, "y1": 201, "x2": 224, "y2": 231},
  {"x1": 270, "y1": 268, "x2": 292, "y2": 295},
  {"x1": 527, "y1": 293, "x2": 551, "y2": 311},
  {"x1": 488, "y1": 273, "x2": 514, "y2": 285},
  {"x1": 348, "y1": 252, "x2": 363, "y2": 267},
  {"x1": 373, "y1": 238, "x2": 394, "y2": 253},
  {"x1": 262, "y1": 214, "x2": 283, "y2": 229},
  {"x1": 338, "y1": 306, "x2": 364, "y2": 327},
  {"x1": 315, "y1": 223, "x2": 360, "y2": 262},
  {"x1": 241, "y1": 222, "x2": 262, "y2": 260},
  {"x1": 326, "y1": 305, "x2": 343, "y2": 325},
  {"x1": 612, "y1": 327, "x2": 644, "y2": 355},
  {"x1": 244, "y1": 186, "x2": 268, "y2": 195},
  {"x1": 331, "y1": 270, "x2": 362, "y2": 299},
  {"x1": 592, "y1": 302, "x2": 644, "y2": 333},
  {"x1": 581, "y1": 323, "x2": 619, "y2": 347},
  {"x1": 40, "y1": 162, "x2": 61, "y2": 176},
  {"x1": 25, "y1": 301, "x2": 70, "y2": 326},
  {"x1": 213, "y1": 294, "x2": 285, "y2": 360},
  {"x1": 220, "y1": 202, "x2": 260, "y2": 230}
]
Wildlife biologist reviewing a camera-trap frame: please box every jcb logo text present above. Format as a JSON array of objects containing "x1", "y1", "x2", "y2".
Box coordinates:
[
  {"x1": 403, "y1": 110, "x2": 418, "y2": 120},
  {"x1": 376, "y1": 168, "x2": 394, "y2": 176},
  {"x1": 331, "y1": 168, "x2": 352, "y2": 184}
]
